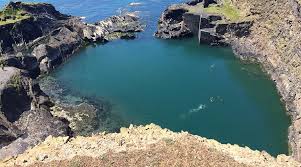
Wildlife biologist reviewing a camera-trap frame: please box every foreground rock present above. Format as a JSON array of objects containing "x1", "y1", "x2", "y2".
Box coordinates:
[
  {"x1": 0, "y1": 1, "x2": 143, "y2": 160},
  {"x1": 156, "y1": 0, "x2": 301, "y2": 162},
  {"x1": 228, "y1": 0, "x2": 301, "y2": 161},
  {"x1": 0, "y1": 124, "x2": 299, "y2": 167},
  {"x1": 50, "y1": 103, "x2": 99, "y2": 136},
  {"x1": 0, "y1": 67, "x2": 71, "y2": 159}
]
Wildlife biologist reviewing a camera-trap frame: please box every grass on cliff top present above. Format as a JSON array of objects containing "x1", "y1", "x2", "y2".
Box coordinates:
[
  {"x1": 0, "y1": 6, "x2": 31, "y2": 25},
  {"x1": 189, "y1": 0, "x2": 241, "y2": 21}
]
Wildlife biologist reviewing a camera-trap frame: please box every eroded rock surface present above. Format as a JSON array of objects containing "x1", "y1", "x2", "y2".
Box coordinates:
[
  {"x1": 0, "y1": 2, "x2": 143, "y2": 74},
  {"x1": 0, "y1": 124, "x2": 299, "y2": 167},
  {"x1": 0, "y1": 1, "x2": 143, "y2": 160},
  {"x1": 155, "y1": 0, "x2": 301, "y2": 162},
  {"x1": 154, "y1": 5, "x2": 192, "y2": 39},
  {"x1": 155, "y1": 0, "x2": 252, "y2": 46},
  {"x1": 0, "y1": 67, "x2": 70, "y2": 159}
]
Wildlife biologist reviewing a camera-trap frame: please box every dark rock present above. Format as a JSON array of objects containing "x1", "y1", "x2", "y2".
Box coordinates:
[
  {"x1": 15, "y1": 108, "x2": 72, "y2": 139},
  {"x1": 0, "y1": 67, "x2": 62, "y2": 151},
  {"x1": 0, "y1": 55, "x2": 40, "y2": 79},
  {"x1": 0, "y1": 113, "x2": 22, "y2": 148},
  {"x1": 198, "y1": 29, "x2": 227, "y2": 46},
  {"x1": 183, "y1": 13, "x2": 200, "y2": 35},
  {"x1": 96, "y1": 14, "x2": 144, "y2": 41},
  {"x1": 48, "y1": 26, "x2": 82, "y2": 56},
  {"x1": 6, "y1": 1, "x2": 69, "y2": 20},
  {"x1": 0, "y1": 56, "x2": 23, "y2": 69},
  {"x1": 32, "y1": 44, "x2": 62, "y2": 73},
  {"x1": 0, "y1": 17, "x2": 44, "y2": 54},
  {"x1": 20, "y1": 55, "x2": 40, "y2": 78},
  {"x1": 164, "y1": 8, "x2": 188, "y2": 24},
  {"x1": 215, "y1": 23, "x2": 228, "y2": 35},
  {"x1": 156, "y1": 2, "x2": 252, "y2": 46},
  {"x1": 51, "y1": 103, "x2": 99, "y2": 136},
  {"x1": 204, "y1": 0, "x2": 218, "y2": 8},
  {"x1": 0, "y1": 1, "x2": 70, "y2": 54},
  {"x1": 155, "y1": 6, "x2": 193, "y2": 39},
  {"x1": 0, "y1": 70, "x2": 31, "y2": 123},
  {"x1": 120, "y1": 33, "x2": 136, "y2": 40},
  {"x1": 0, "y1": 108, "x2": 71, "y2": 159},
  {"x1": 1, "y1": 86, "x2": 31, "y2": 122},
  {"x1": 0, "y1": 2, "x2": 144, "y2": 159},
  {"x1": 228, "y1": 21, "x2": 253, "y2": 37},
  {"x1": 187, "y1": 0, "x2": 203, "y2": 6}
]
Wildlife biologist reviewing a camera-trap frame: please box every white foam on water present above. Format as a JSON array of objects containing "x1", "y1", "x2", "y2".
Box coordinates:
[
  {"x1": 189, "y1": 104, "x2": 206, "y2": 113},
  {"x1": 129, "y1": 2, "x2": 143, "y2": 6}
]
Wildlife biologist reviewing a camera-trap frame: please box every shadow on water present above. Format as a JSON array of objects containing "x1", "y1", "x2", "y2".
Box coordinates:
[{"x1": 224, "y1": 59, "x2": 291, "y2": 154}]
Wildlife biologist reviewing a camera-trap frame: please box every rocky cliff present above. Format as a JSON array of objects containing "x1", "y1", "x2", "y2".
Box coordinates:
[
  {"x1": 228, "y1": 0, "x2": 301, "y2": 161},
  {"x1": 155, "y1": 0, "x2": 301, "y2": 162},
  {"x1": 0, "y1": 1, "x2": 143, "y2": 73},
  {"x1": 2, "y1": 0, "x2": 301, "y2": 166},
  {"x1": 1, "y1": 124, "x2": 300, "y2": 167},
  {"x1": 0, "y1": 1, "x2": 143, "y2": 160}
]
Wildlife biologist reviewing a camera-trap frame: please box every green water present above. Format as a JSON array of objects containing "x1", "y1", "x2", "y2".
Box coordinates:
[
  {"x1": 24, "y1": 0, "x2": 290, "y2": 156},
  {"x1": 49, "y1": 37, "x2": 290, "y2": 156}
]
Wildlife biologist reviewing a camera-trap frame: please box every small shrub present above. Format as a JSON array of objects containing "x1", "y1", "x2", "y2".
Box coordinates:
[
  {"x1": 0, "y1": 6, "x2": 31, "y2": 25},
  {"x1": 0, "y1": 59, "x2": 7, "y2": 69},
  {"x1": 9, "y1": 75, "x2": 22, "y2": 91}
]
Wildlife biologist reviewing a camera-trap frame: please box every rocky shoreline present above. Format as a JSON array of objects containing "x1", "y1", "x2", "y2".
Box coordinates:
[
  {"x1": 1, "y1": 124, "x2": 300, "y2": 167},
  {"x1": 1, "y1": 0, "x2": 301, "y2": 165},
  {"x1": 155, "y1": 0, "x2": 301, "y2": 162},
  {"x1": 0, "y1": 1, "x2": 143, "y2": 159}
]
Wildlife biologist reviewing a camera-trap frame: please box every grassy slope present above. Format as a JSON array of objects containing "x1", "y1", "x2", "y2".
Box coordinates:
[
  {"x1": 188, "y1": 0, "x2": 241, "y2": 21},
  {"x1": 0, "y1": 7, "x2": 31, "y2": 25}
]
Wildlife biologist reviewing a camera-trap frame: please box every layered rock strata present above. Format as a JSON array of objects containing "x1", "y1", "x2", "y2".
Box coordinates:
[
  {"x1": 0, "y1": 1, "x2": 143, "y2": 160},
  {"x1": 155, "y1": 0, "x2": 301, "y2": 162}
]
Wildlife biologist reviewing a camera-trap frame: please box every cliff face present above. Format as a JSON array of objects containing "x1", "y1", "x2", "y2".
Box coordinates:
[
  {"x1": 1, "y1": 124, "x2": 299, "y2": 167},
  {"x1": 0, "y1": 67, "x2": 71, "y2": 160},
  {"x1": 0, "y1": 2, "x2": 143, "y2": 73},
  {"x1": 155, "y1": 0, "x2": 301, "y2": 162},
  {"x1": 229, "y1": 0, "x2": 301, "y2": 162},
  {"x1": 0, "y1": 2, "x2": 70, "y2": 54},
  {"x1": 0, "y1": 1, "x2": 143, "y2": 160},
  {"x1": 2, "y1": 0, "x2": 301, "y2": 165}
]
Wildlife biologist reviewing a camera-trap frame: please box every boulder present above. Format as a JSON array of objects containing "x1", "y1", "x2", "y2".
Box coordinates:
[
  {"x1": 204, "y1": 0, "x2": 218, "y2": 8},
  {"x1": 0, "y1": 67, "x2": 31, "y2": 123},
  {"x1": 187, "y1": 0, "x2": 203, "y2": 6},
  {"x1": 51, "y1": 103, "x2": 99, "y2": 136},
  {"x1": 0, "y1": 113, "x2": 22, "y2": 148},
  {"x1": 0, "y1": 108, "x2": 71, "y2": 159},
  {"x1": 96, "y1": 14, "x2": 143, "y2": 40},
  {"x1": 0, "y1": 55, "x2": 40, "y2": 79},
  {"x1": 32, "y1": 44, "x2": 62, "y2": 73},
  {"x1": 155, "y1": 6, "x2": 193, "y2": 39}
]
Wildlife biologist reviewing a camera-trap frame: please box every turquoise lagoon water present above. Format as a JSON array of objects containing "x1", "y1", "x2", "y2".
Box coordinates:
[{"x1": 0, "y1": 0, "x2": 290, "y2": 156}]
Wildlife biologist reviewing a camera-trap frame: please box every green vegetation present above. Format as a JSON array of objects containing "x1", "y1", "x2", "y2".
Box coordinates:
[
  {"x1": 0, "y1": 59, "x2": 7, "y2": 69},
  {"x1": 203, "y1": 0, "x2": 240, "y2": 21},
  {"x1": 9, "y1": 75, "x2": 22, "y2": 90},
  {"x1": 0, "y1": 6, "x2": 31, "y2": 25},
  {"x1": 188, "y1": 0, "x2": 241, "y2": 21}
]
